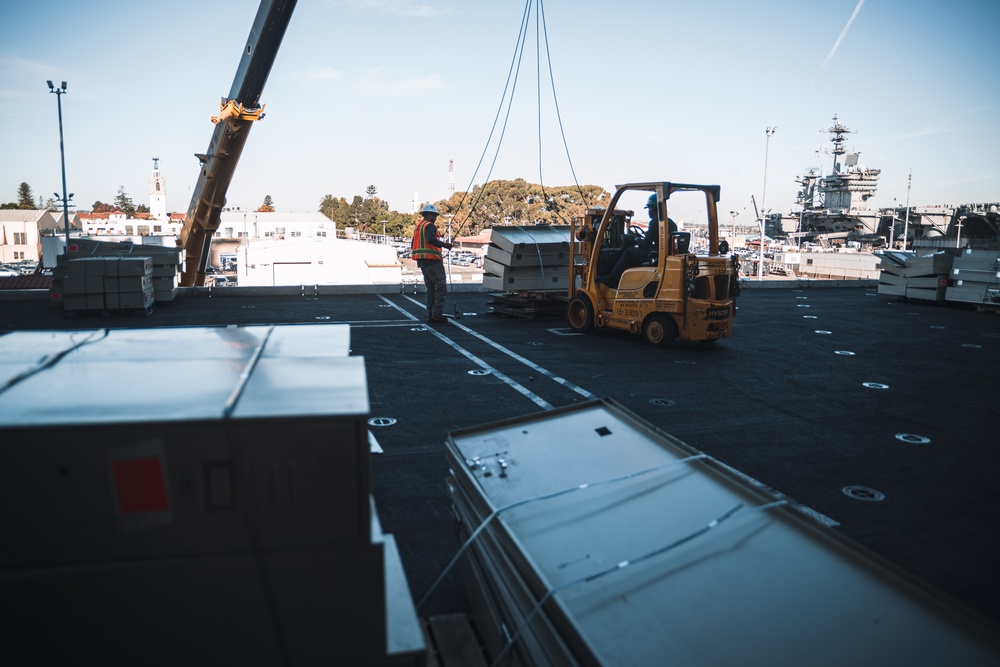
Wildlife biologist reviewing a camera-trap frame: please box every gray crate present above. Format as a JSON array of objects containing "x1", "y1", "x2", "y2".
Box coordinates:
[{"x1": 445, "y1": 399, "x2": 1000, "y2": 666}]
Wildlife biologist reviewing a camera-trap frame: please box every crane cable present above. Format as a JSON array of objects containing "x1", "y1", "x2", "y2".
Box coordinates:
[
  {"x1": 446, "y1": 0, "x2": 531, "y2": 240},
  {"x1": 536, "y1": 0, "x2": 590, "y2": 227},
  {"x1": 449, "y1": 0, "x2": 591, "y2": 241}
]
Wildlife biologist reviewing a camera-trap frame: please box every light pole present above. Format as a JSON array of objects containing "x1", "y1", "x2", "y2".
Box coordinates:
[
  {"x1": 759, "y1": 126, "x2": 776, "y2": 280},
  {"x1": 242, "y1": 209, "x2": 250, "y2": 276},
  {"x1": 902, "y1": 169, "x2": 912, "y2": 252},
  {"x1": 47, "y1": 80, "x2": 71, "y2": 248},
  {"x1": 888, "y1": 198, "x2": 897, "y2": 248}
]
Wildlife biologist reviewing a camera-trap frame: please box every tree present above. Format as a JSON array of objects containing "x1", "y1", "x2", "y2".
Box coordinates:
[
  {"x1": 92, "y1": 201, "x2": 115, "y2": 213},
  {"x1": 321, "y1": 190, "x2": 386, "y2": 236},
  {"x1": 114, "y1": 186, "x2": 136, "y2": 217},
  {"x1": 17, "y1": 182, "x2": 34, "y2": 209},
  {"x1": 0, "y1": 202, "x2": 18, "y2": 210},
  {"x1": 434, "y1": 179, "x2": 610, "y2": 237},
  {"x1": 357, "y1": 185, "x2": 389, "y2": 236},
  {"x1": 319, "y1": 194, "x2": 350, "y2": 230},
  {"x1": 383, "y1": 210, "x2": 413, "y2": 239},
  {"x1": 257, "y1": 195, "x2": 275, "y2": 213}
]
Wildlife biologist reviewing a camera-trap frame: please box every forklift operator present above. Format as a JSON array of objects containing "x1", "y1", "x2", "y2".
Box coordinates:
[{"x1": 597, "y1": 194, "x2": 676, "y2": 288}]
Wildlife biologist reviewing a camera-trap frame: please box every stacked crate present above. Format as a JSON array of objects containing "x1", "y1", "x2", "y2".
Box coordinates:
[
  {"x1": 0, "y1": 325, "x2": 424, "y2": 665},
  {"x1": 945, "y1": 248, "x2": 1000, "y2": 308},
  {"x1": 482, "y1": 225, "x2": 573, "y2": 294},
  {"x1": 445, "y1": 400, "x2": 1000, "y2": 665},
  {"x1": 60, "y1": 256, "x2": 154, "y2": 315},
  {"x1": 877, "y1": 250, "x2": 956, "y2": 301},
  {"x1": 50, "y1": 238, "x2": 182, "y2": 306}
]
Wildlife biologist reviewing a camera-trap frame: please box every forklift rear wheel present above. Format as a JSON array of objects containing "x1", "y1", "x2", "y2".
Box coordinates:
[
  {"x1": 567, "y1": 295, "x2": 595, "y2": 333},
  {"x1": 643, "y1": 315, "x2": 677, "y2": 348}
]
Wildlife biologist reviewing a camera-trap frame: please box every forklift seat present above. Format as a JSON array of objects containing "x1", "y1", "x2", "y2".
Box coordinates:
[{"x1": 669, "y1": 232, "x2": 691, "y2": 255}]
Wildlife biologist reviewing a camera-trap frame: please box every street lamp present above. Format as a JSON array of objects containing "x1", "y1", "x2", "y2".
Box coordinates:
[
  {"x1": 887, "y1": 198, "x2": 897, "y2": 248},
  {"x1": 759, "y1": 126, "x2": 776, "y2": 281},
  {"x1": 47, "y1": 80, "x2": 71, "y2": 248},
  {"x1": 902, "y1": 169, "x2": 912, "y2": 252}
]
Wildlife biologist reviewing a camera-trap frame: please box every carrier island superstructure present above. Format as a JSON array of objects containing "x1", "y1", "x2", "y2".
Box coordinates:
[{"x1": 768, "y1": 116, "x2": 998, "y2": 251}]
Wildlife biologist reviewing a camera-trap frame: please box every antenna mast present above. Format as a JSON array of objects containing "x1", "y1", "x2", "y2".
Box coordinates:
[{"x1": 824, "y1": 114, "x2": 854, "y2": 173}]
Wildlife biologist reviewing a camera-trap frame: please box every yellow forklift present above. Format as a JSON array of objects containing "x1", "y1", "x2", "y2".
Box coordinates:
[{"x1": 567, "y1": 182, "x2": 740, "y2": 346}]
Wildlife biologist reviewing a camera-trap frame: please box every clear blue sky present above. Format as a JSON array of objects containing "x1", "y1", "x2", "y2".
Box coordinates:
[{"x1": 1, "y1": 0, "x2": 998, "y2": 223}]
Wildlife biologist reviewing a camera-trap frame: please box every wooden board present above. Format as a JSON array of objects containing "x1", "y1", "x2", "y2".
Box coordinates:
[{"x1": 422, "y1": 614, "x2": 489, "y2": 667}]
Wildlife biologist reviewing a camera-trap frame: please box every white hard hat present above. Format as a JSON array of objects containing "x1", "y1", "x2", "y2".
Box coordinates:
[{"x1": 421, "y1": 204, "x2": 439, "y2": 215}]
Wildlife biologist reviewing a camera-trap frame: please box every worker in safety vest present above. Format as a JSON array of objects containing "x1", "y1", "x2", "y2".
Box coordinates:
[{"x1": 412, "y1": 203, "x2": 453, "y2": 322}]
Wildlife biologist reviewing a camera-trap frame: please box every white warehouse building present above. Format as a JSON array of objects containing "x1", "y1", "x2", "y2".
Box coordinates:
[
  {"x1": 215, "y1": 211, "x2": 402, "y2": 286},
  {"x1": 216, "y1": 211, "x2": 335, "y2": 241},
  {"x1": 235, "y1": 237, "x2": 401, "y2": 286}
]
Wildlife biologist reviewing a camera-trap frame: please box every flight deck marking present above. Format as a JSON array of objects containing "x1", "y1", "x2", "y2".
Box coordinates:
[
  {"x1": 842, "y1": 486, "x2": 885, "y2": 502},
  {"x1": 377, "y1": 295, "x2": 421, "y2": 321},
  {"x1": 391, "y1": 296, "x2": 554, "y2": 410},
  {"x1": 381, "y1": 296, "x2": 838, "y2": 526},
  {"x1": 400, "y1": 295, "x2": 598, "y2": 402}
]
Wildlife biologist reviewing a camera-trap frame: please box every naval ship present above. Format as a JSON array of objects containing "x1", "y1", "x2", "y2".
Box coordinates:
[{"x1": 770, "y1": 117, "x2": 1000, "y2": 251}]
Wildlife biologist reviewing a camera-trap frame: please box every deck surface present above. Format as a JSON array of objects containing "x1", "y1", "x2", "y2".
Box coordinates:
[{"x1": 3, "y1": 285, "x2": 998, "y2": 628}]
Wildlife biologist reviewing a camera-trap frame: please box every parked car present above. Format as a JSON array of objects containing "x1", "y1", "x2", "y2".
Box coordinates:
[{"x1": 16, "y1": 261, "x2": 38, "y2": 275}]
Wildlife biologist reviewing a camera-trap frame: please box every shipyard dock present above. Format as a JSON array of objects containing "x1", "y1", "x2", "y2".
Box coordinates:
[{"x1": 2, "y1": 283, "x2": 998, "y2": 661}]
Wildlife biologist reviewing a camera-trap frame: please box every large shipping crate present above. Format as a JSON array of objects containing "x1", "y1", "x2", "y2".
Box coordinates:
[
  {"x1": 0, "y1": 325, "x2": 423, "y2": 665},
  {"x1": 445, "y1": 399, "x2": 1000, "y2": 666}
]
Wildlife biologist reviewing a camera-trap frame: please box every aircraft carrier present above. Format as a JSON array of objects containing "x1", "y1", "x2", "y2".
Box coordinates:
[{"x1": 2, "y1": 282, "x2": 998, "y2": 642}]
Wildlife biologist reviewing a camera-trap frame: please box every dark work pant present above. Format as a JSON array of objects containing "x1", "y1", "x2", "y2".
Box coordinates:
[{"x1": 420, "y1": 260, "x2": 447, "y2": 318}]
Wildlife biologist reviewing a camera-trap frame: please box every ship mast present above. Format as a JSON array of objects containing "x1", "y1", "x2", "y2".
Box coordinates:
[{"x1": 824, "y1": 114, "x2": 854, "y2": 174}]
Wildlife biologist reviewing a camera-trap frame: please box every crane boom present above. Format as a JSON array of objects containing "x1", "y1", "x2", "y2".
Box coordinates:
[{"x1": 178, "y1": 0, "x2": 297, "y2": 287}]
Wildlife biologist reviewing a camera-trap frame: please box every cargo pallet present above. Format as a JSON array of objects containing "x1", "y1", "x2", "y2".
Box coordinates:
[{"x1": 486, "y1": 291, "x2": 566, "y2": 320}]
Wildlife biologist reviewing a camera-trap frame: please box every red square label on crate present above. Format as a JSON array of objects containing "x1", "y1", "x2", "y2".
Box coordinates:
[{"x1": 112, "y1": 456, "x2": 170, "y2": 514}]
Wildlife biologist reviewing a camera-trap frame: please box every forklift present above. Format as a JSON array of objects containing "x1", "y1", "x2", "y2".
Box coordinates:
[{"x1": 566, "y1": 182, "x2": 741, "y2": 346}]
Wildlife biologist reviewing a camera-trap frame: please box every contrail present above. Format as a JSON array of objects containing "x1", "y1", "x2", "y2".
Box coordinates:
[{"x1": 820, "y1": 0, "x2": 866, "y2": 71}]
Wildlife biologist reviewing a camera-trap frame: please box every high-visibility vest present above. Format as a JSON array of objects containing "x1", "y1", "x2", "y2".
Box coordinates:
[{"x1": 412, "y1": 219, "x2": 442, "y2": 261}]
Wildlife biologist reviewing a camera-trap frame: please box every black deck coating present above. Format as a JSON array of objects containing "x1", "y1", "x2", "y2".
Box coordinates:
[{"x1": 3, "y1": 285, "x2": 998, "y2": 626}]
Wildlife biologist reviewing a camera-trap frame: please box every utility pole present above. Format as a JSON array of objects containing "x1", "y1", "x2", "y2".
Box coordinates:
[
  {"x1": 902, "y1": 170, "x2": 912, "y2": 252},
  {"x1": 47, "y1": 80, "x2": 71, "y2": 248},
  {"x1": 888, "y1": 198, "x2": 897, "y2": 248},
  {"x1": 759, "y1": 126, "x2": 776, "y2": 281}
]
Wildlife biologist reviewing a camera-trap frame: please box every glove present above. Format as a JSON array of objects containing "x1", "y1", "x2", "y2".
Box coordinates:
[{"x1": 443, "y1": 242, "x2": 454, "y2": 250}]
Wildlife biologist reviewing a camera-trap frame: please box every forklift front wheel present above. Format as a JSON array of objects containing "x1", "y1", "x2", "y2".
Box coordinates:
[
  {"x1": 567, "y1": 294, "x2": 595, "y2": 333},
  {"x1": 643, "y1": 314, "x2": 678, "y2": 348}
]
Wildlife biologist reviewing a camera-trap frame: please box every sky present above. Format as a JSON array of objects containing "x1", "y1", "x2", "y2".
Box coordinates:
[{"x1": 1, "y1": 0, "x2": 998, "y2": 226}]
